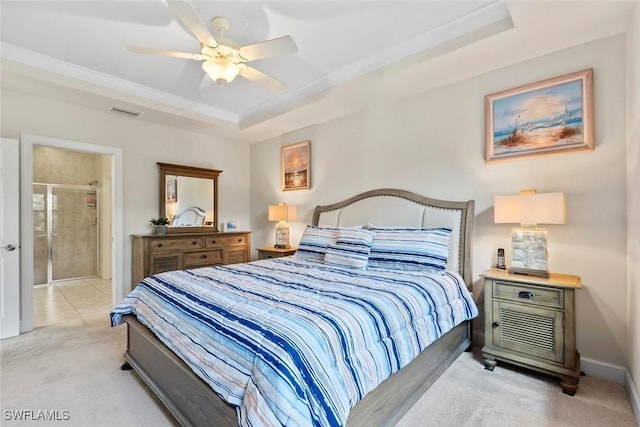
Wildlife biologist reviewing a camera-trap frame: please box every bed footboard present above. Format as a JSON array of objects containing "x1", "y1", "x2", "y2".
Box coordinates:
[
  {"x1": 123, "y1": 315, "x2": 470, "y2": 427},
  {"x1": 124, "y1": 315, "x2": 237, "y2": 426}
]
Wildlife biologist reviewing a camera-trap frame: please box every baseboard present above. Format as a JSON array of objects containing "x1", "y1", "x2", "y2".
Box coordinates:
[
  {"x1": 625, "y1": 369, "x2": 640, "y2": 426},
  {"x1": 581, "y1": 357, "x2": 626, "y2": 384},
  {"x1": 471, "y1": 336, "x2": 627, "y2": 384}
]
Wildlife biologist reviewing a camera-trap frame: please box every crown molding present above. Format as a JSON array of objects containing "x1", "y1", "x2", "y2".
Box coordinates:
[{"x1": 0, "y1": 42, "x2": 239, "y2": 125}]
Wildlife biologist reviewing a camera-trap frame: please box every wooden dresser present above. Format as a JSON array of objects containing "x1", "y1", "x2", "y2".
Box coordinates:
[
  {"x1": 481, "y1": 269, "x2": 581, "y2": 395},
  {"x1": 131, "y1": 231, "x2": 251, "y2": 285}
]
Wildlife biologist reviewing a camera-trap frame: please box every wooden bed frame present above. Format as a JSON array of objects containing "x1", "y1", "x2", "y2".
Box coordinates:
[{"x1": 121, "y1": 188, "x2": 475, "y2": 427}]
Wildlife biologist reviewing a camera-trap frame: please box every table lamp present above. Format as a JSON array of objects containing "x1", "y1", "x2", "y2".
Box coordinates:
[
  {"x1": 268, "y1": 203, "x2": 297, "y2": 248},
  {"x1": 494, "y1": 189, "x2": 566, "y2": 278}
]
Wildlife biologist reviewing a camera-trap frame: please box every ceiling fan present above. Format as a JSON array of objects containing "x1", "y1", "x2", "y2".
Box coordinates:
[{"x1": 127, "y1": 0, "x2": 298, "y2": 91}]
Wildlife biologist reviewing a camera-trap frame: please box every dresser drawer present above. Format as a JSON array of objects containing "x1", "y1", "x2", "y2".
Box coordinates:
[
  {"x1": 183, "y1": 250, "x2": 223, "y2": 267},
  {"x1": 205, "y1": 235, "x2": 247, "y2": 248},
  {"x1": 149, "y1": 237, "x2": 204, "y2": 252},
  {"x1": 149, "y1": 253, "x2": 182, "y2": 275},
  {"x1": 225, "y1": 248, "x2": 248, "y2": 265},
  {"x1": 493, "y1": 281, "x2": 563, "y2": 309},
  {"x1": 132, "y1": 232, "x2": 251, "y2": 285}
]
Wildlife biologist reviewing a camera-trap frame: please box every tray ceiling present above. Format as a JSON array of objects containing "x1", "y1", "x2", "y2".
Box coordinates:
[{"x1": 0, "y1": 1, "x2": 634, "y2": 142}]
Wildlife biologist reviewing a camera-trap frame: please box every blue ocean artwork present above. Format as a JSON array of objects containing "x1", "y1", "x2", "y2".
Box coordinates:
[{"x1": 492, "y1": 79, "x2": 584, "y2": 154}]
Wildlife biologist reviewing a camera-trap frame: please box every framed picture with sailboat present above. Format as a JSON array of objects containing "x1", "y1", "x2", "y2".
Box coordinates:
[
  {"x1": 281, "y1": 140, "x2": 311, "y2": 191},
  {"x1": 485, "y1": 69, "x2": 594, "y2": 163}
]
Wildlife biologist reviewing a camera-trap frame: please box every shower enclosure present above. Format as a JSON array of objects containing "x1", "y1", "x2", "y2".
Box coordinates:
[{"x1": 33, "y1": 183, "x2": 100, "y2": 285}]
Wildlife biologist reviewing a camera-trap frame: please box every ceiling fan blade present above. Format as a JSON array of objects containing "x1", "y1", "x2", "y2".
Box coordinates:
[
  {"x1": 239, "y1": 66, "x2": 286, "y2": 92},
  {"x1": 166, "y1": 0, "x2": 217, "y2": 47},
  {"x1": 127, "y1": 46, "x2": 203, "y2": 60},
  {"x1": 238, "y1": 36, "x2": 297, "y2": 61}
]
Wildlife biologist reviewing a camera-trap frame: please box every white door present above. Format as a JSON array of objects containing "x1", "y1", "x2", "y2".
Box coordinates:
[{"x1": 0, "y1": 138, "x2": 20, "y2": 339}]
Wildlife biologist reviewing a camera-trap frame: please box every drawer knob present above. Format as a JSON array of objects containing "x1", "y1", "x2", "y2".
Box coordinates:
[
  {"x1": 492, "y1": 321, "x2": 499, "y2": 328},
  {"x1": 211, "y1": 240, "x2": 216, "y2": 244},
  {"x1": 157, "y1": 243, "x2": 163, "y2": 248},
  {"x1": 200, "y1": 255, "x2": 207, "y2": 259},
  {"x1": 518, "y1": 291, "x2": 534, "y2": 299},
  {"x1": 192, "y1": 241, "x2": 197, "y2": 245}
]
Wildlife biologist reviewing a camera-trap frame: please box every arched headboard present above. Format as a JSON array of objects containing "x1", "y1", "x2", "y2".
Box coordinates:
[
  {"x1": 312, "y1": 189, "x2": 474, "y2": 289},
  {"x1": 171, "y1": 206, "x2": 206, "y2": 226}
]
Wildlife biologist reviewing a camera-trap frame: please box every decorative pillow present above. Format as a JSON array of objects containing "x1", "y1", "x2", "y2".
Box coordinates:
[
  {"x1": 294, "y1": 225, "x2": 361, "y2": 262},
  {"x1": 324, "y1": 229, "x2": 375, "y2": 269},
  {"x1": 367, "y1": 227, "x2": 452, "y2": 272}
]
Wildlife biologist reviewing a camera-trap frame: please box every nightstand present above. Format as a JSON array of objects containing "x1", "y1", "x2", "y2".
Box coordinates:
[
  {"x1": 481, "y1": 269, "x2": 582, "y2": 395},
  {"x1": 257, "y1": 246, "x2": 297, "y2": 260}
]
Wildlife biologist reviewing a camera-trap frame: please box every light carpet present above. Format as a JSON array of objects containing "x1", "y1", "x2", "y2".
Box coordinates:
[{"x1": 1, "y1": 314, "x2": 636, "y2": 426}]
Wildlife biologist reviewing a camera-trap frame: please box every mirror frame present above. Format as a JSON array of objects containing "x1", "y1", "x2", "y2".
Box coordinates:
[{"x1": 157, "y1": 162, "x2": 222, "y2": 233}]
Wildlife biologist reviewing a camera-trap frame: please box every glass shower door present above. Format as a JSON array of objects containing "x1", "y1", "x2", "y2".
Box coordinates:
[
  {"x1": 33, "y1": 184, "x2": 99, "y2": 284},
  {"x1": 50, "y1": 186, "x2": 98, "y2": 281}
]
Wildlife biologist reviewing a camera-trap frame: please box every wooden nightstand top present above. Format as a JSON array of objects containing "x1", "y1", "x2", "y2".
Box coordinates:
[
  {"x1": 257, "y1": 247, "x2": 298, "y2": 260},
  {"x1": 481, "y1": 268, "x2": 582, "y2": 289},
  {"x1": 257, "y1": 246, "x2": 297, "y2": 254}
]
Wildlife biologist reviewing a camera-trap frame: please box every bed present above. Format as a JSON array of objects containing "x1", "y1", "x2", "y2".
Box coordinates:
[{"x1": 112, "y1": 188, "x2": 476, "y2": 427}]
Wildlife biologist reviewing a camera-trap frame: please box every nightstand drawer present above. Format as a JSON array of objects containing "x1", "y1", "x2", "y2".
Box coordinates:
[
  {"x1": 183, "y1": 250, "x2": 223, "y2": 267},
  {"x1": 494, "y1": 281, "x2": 563, "y2": 309}
]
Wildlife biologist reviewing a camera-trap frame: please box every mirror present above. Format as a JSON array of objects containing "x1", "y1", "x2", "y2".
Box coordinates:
[{"x1": 158, "y1": 163, "x2": 222, "y2": 232}]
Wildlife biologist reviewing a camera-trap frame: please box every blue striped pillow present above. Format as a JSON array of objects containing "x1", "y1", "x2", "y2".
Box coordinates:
[
  {"x1": 324, "y1": 229, "x2": 375, "y2": 269},
  {"x1": 294, "y1": 225, "x2": 362, "y2": 262},
  {"x1": 367, "y1": 227, "x2": 452, "y2": 272}
]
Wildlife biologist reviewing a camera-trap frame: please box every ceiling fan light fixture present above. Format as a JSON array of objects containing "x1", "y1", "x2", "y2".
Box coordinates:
[{"x1": 202, "y1": 57, "x2": 239, "y2": 86}]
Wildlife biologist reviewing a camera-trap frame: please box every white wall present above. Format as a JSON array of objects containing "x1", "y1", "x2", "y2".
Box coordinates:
[
  {"x1": 251, "y1": 34, "x2": 628, "y2": 367},
  {"x1": 627, "y1": 1, "x2": 640, "y2": 397},
  {"x1": 0, "y1": 90, "x2": 251, "y2": 294}
]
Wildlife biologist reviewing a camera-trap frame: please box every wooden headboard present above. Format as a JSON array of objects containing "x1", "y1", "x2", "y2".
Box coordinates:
[{"x1": 311, "y1": 188, "x2": 475, "y2": 288}]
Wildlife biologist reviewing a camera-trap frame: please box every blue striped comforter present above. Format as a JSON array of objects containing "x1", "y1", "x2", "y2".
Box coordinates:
[{"x1": 111, "y1": 257, "x2": 477, "y2": 427}]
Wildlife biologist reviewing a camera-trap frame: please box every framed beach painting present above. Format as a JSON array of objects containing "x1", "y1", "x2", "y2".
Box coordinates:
[
  {"x1": 281, "y1": 140, "x2": 311, "y2": 191},
  {"x1": 166, "y1": 177, "x2": 177, "y2": 203},
  {"x1": 485, "y1": 69, "x2": 594, "y2": 163}
]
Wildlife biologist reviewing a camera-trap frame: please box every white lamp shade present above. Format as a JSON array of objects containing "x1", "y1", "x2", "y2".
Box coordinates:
[
  {"x1": 268, "y1": 204, "x2": 297, "y2": 222},
  {"x1": 494, "y1": 191, "x2": 566, "y2": 226}
]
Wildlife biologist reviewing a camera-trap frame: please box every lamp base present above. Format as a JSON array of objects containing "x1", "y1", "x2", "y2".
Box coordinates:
[
  {"x1": 274, "y1": 221, "x2": 290, "y2": 249},
  {"x1": 508, "y1": 267, "x2": 550, "y2": 278},
  {"x1": 511, "y1": 227, "x2": 549, "y2": 272}
]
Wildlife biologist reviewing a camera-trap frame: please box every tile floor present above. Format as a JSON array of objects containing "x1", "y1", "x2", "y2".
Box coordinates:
[{"x1": 33, "y1": 277, "x2": 112, "y2": 328}]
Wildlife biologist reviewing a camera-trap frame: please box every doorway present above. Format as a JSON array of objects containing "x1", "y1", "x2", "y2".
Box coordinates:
[
  {"x1": 30, "y1": 146, "x2": 112, "y2": 328},
  {"x1": 20, "y1": 134, "x2": 123, "y2": 333}
]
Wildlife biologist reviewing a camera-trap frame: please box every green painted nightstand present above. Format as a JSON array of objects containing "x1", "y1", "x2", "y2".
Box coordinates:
[{"x1": 481, "y1": 269, "x2": 582, "y2": 395}]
